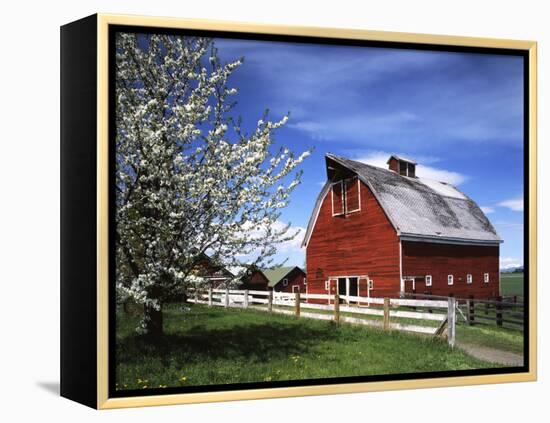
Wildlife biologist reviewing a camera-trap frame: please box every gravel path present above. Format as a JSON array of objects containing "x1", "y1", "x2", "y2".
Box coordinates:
[{"x1": 457, "y1": 343, "x2": 524, "y2": 366}]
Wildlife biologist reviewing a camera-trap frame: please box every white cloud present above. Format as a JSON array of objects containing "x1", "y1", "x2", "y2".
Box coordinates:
[
  {"x1": 480, "y1": 206, "x2": 495, "y2": 214},
  {"x1": 498, "y1": 197, "x2": 523, "y2": 212},
  {"x1": 354, "y1": 151, "x2": 468, "y2": 186},
  {"x1": 354, "y1": 151, "x2": 389, "y2": 168},
  {"x1": 289, "y1": 111, "x2": 419, "y2": 142},
  {"x1": 500, "y1": 257, "x2": 523, "y2": 270},
  {"x1": 276, "y1": 224, "x2": 306, "y2": 253},
  {"x1": 234, "y1": 220, "x2": 305, "y2": 266},
  {"x1": 415, "y1": 165, "x2": 468, "y2": 186}
]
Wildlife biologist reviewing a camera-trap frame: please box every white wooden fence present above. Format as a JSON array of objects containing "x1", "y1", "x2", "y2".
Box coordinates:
[{"x1": 188, "y1": 288, "x2": 457, "y2": 346}]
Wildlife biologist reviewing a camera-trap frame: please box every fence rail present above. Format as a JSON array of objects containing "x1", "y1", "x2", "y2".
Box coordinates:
[
  {"x1": 399, "y1": 292, "x2": 525, "y2": 331},
  {"x1": 187, "y1": 288, "x2": 457, "y2": 346},
  {"x1": 461, "y1": 296, "x2": 524, "y2": 330}
]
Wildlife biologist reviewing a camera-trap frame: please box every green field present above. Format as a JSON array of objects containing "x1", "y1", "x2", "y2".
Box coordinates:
[
  {"x1": 500, "y1": 273, "x2": 524, "y2": 297},
  {"x1": 455, "y1": 323, "x2": 523, "y2": 354},
  {"x1": 116, "y1": 303, "x2": 500, "y2": 391}
]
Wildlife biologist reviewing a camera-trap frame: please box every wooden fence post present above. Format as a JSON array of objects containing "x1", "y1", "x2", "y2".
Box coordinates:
[
  {"x1": 496, "y1": 296, "x2": 503, "y2": 327},
  {"x1": 467, "y1": 295, "x2": 475, "y2": 325},
  {"x1": 447, "y1": 297, "x2": 456, "y2": 348},
  {"x1": 224, "y1": 287, "x2": 229, "y2": 308},
  {"x1": 295, "y1": 291, "x2": 301, "y2": 317},
  {"x1": 334, "y1": 291, "x2": 340, "y2": 323},
  {"x1": 267, "y1": 290, "x2": 273, "y2": 313},
  {"x1": 244, "y1": 290, "x2": 249, "y2": 309},
  {"x1": 383, "y1": 298, "x2": 390, "y2": 330},
  {"x1": 208, "y1": 286, "x2": 212, "y2": 307}
]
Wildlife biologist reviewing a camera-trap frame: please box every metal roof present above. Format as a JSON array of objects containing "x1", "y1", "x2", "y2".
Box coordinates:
[
  {"x1": 302, "y1": 154, "x2": 501, "y2": 247},
  {"x1": 386, "y1": 154, "x2": 417, "y2": 165},
  {"x1": 262, "y1": 266, "x2": 303, "y2": 287}
]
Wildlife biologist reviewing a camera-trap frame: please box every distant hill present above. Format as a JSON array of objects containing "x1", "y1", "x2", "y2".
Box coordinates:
[{"x1": 501, "y1": 266, "x2": 524, "y2": 274}]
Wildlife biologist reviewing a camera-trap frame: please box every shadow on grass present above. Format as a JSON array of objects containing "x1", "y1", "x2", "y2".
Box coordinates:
[{"x1": 117, "y1": 321, "x2": 338, "y2": 366}]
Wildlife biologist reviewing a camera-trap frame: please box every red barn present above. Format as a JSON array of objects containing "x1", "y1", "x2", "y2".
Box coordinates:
[
  {"x1": 242, "y1": 266, "x2": 307, "y2": 293},
  {"x1": 302, "y1": 154, "x2": 502, "y2": 299},
  {"x1": 193, "y1": 252, "x2": 235, "y2": 288}
]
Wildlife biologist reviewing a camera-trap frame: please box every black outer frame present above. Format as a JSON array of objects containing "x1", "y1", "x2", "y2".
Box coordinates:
[
  {"x1": 60, "y1": 14, "x2": 531, "y2": 409},
  {"x1": 60, "y1": 14, "x2": 98, "y2": 408}
]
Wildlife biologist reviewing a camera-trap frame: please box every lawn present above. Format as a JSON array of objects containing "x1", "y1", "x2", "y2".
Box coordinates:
[
  {"x1": 500, "y1": 273, "x2": 524, "y2": 297},
  {"x1": 266, "y1": 303, "x2": 523, "y2": 355},
  {"x1": 116, "y1": 303, "x2": 501, "y2": 391},
  {"x1": 455, "y1": 322, "x2": 524, "y2": 355}
]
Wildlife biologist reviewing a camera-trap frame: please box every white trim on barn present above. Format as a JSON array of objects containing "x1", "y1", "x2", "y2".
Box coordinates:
[
  {"x1": 399, "y1": 234, "x2": 501, "y2": 247},
  {"x1": 325, "y1": 275, "x2": 370, "y2": 304},
  {"x1": 331, "y1": 180, "x2": 345, "y2": 217},
  {"x1": 344, "y1": 177, "x2": 361, "y2": 214},
  {"x1": 426, "y1": 275, "x2": 432, "y2": 286},
  {"x1": 399, "y1": 240, "x2": 404, "y2": 293},
  {"x1": 302, "y1": 182, "x2": 331, "y2": 248}
]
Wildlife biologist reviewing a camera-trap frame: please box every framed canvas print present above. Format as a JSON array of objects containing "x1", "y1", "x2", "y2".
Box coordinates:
[{"x1": 60, "y1": 13, "x2": 537, "y2": 409}]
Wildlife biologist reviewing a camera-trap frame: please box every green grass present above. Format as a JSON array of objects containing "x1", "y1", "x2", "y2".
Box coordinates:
[
  {"x1": 116, "y1": 303, "x2": 501, "y2": 391},
  {"x1": 456, "y1": 323, "x2": 524, "y2": 355},
  {"x1": 500, "y1": 273, "x2": 524, "y2": 297}
]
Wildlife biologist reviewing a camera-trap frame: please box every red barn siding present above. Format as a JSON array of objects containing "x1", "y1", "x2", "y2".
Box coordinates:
[
  {"x1": 273, "y1": 268, "x2": 307, "y2": 293},
  {"x1": 388, "y1": 157, "x2": 399, "y2": 173},
  {"x1": 402, "y1": 241, "x2": 500, "y2": 299},
  {"x1": 306, "y1": 181, "x2": 401, "y2": 298},
  {"x1": 242, "y1": 271, "x2": 269, "y2": 291}
]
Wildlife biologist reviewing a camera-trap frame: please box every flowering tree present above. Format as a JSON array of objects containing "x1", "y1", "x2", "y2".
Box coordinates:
[{"x1": 115, "y1": 32, "x2": 310, "y2": 336}]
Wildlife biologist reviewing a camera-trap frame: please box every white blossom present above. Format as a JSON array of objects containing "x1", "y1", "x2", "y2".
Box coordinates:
[{"x1": 114, "y1": 32, "x2": 311, "y2": 334}]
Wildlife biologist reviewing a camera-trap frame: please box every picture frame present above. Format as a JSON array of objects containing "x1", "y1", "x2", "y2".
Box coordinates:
[{"x1": 60, "y1": 13, "x2": 537, "y2": 409}]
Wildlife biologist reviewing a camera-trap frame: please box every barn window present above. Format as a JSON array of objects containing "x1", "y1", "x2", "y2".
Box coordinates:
[
  {"x1": 344, "y1": 177, "x2": 361, "y2": 213},
  {"x1": 292, "y1": 285, "x2": 300, "y2": 293},
  {"x1": 484, "y1": 273, "x2": 490, "y2": 283},
  {"x1": 332, "y1": 177, "x2": 361, "y2": 216},
  {"x1": 282, "y1": 278, "x2": 288, "y2": 286},
  {"x1": 331, "y1": 181, "x2": 345, "y2": 216},
  {"x1": 407, "y1": 162, "x2": 416, "y2": 178},
  {"x1": 447, "y1": 275, "x2": 454, "y2": 285},
  {"x1": 426, "y1": 275, "x2": 432, "y2": 287},
  {"x1": 303, "y1": 278, "x2": 307, "y2": 285},
  {"x1": 399, "y1": 161, "x2": 408, "y2": 176},
  {"x1": 324, "y1": 280, "x2": 330, "y2": 291},
  {"x1": 467, "y1": 274, "x2": 473, "y2": 284},
  {"x1": 368, "y1": 280, "x2": 374, "y2": 290}
]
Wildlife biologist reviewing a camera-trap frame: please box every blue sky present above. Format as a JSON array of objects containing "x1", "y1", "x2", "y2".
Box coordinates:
[{"x1": 213, "y1": 37, "x2": 525, "y2": 270}]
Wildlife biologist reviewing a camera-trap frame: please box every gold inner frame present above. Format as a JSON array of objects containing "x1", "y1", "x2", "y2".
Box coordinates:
[{"x1": 96, "y1": 13, "x2": 537, "y2": 409}]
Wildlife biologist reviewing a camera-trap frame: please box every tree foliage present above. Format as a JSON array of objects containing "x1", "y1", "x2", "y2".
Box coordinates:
[{"x1": 114, "y1": 32, "x2": 309, "y2": 334}]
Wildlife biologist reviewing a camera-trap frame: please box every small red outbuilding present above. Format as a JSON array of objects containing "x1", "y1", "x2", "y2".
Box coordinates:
[{"x1": 242, "y1": 266, "x2": 307, "y2": 293}]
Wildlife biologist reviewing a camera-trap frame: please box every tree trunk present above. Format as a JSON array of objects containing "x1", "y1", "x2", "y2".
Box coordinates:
[
  {"x1": 144, "y1": 304, "x2": 163, "y2": 337},
  {"x1": 122, "y1": 298, "x2": 131, "y2": 314}
]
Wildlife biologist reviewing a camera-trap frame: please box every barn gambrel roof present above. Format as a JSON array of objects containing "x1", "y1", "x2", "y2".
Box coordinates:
[{"x1": 302, "y1": 154, "x2": 502, "y2": 247}]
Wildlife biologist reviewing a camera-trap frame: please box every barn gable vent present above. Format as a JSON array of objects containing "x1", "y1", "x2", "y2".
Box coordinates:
[{"x1": 387, "y1": 155, "x2": 417, "y2": 178}]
